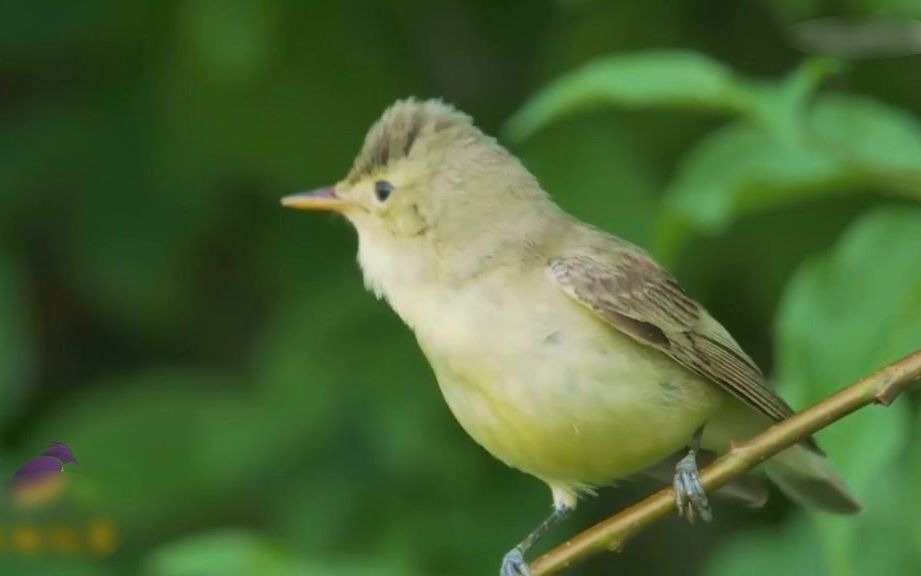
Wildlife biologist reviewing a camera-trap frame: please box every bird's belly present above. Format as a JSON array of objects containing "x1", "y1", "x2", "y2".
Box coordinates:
[{"x1": 420, "y1": 287, "x2": 723, "y2": 488}]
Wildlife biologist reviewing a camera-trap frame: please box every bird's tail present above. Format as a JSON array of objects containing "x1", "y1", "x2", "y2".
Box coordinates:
[{"x1": 764, "y1": 444, "x2": 861, "y2": 514}]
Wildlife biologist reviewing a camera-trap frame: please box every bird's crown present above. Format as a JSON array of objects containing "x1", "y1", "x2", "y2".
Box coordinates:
[{"x1": 346, "y1": 98, "x2": 478, "y2": 184}]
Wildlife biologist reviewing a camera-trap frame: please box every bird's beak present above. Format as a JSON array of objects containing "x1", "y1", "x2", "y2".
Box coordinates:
[{"x1": 281, "y1": 187, "x2": 351, "y2": 212}]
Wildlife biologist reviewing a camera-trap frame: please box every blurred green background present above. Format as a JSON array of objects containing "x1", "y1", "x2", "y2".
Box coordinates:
[{"x1": 2, "y1": 1, "x2": 921, "y2": 574}]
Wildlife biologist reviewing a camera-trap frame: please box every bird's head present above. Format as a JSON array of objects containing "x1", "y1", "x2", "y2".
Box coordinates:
[
  {"x1": 283, "y1": 99, "x2": 558, "y2": 303},
  {"x1": 285, "y1": 98, "x2": 552, "y2": 240}
]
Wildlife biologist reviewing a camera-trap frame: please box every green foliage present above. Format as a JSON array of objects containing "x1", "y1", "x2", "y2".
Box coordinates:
[
  {"x1": 144, "y1": 530, "x2": 413, "y2": 576},
  {"x1": 509, "y1": 51, "x2": 921, "y2": 258},
  {"x1": 505, "y1": 51, "x2": 748, "y2": 141},
  {"x1": 144, "y1": 531, "x2": 296, "y2": 576},
  {"x1": 2, "y1": 2, "x2": 921, "y2": 575},
  {"x1": 702, "y1": 208, "x2": 921, "y2": 576}
]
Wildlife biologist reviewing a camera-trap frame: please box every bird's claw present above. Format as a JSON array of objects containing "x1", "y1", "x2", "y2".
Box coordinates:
[
  {"x1": 673, "y1": 450, "x2": 712, "y2": 523},
  {"x1": 500, "y1": 547, "x2": 531, "y2": 576}
]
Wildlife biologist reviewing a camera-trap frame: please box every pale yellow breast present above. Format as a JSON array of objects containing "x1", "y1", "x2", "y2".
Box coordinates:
[{"x1": 409, "y1": 267, "x2": 725, "y2": 493}]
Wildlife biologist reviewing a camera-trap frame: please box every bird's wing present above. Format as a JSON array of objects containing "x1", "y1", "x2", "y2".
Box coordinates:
[{"x1": 549, "y1": 247, "x2": 799, "y2": 428}]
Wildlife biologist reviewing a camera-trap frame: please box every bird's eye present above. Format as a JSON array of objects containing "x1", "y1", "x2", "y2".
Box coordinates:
[{"x1": 374, "y1": 180, "x2": 394, "y2": 202}]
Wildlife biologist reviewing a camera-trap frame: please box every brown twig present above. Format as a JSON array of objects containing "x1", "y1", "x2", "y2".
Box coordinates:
[{"x1": 530, "y1": 348, "x2": 921, "y2": 575}]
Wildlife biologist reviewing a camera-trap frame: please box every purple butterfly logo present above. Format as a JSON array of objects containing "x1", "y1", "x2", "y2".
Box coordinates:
[{"x1": 7, "y1": 442, "x2": 79, "y2": 509}]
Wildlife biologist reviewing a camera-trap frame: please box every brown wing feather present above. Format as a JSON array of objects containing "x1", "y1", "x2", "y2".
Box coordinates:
[{"x1": 549, "y1": 250, "x2": 809, "y2": 438}]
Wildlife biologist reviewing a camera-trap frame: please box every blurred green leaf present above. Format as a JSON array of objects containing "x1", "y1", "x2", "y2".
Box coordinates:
[
  {"x1": 506, "y1": 51, "x2": 839, "y2": 145},
  {"x1": 702, "y1": 517, "x2": 824, "y2": 576},
  {"x1": 706, "y1": 448, "x2": 918, "y2": 576},
  {"x1": 705, "y1": 482, "x2": 920, "y2": 576},
  {"x1": 0, "y1": 254, "x2": 32, "y2": 426},
  {"x1": 849, "y1": 469, "x2": 921, "y2": 576},
  {"x1": 741, "y1": 58, "x2": 841, "y2": 142},
  {"x1": 773, "y1": 207, "x2": 921, "y2": 572},
  {"x1": 775, "y1": 208, "x2": 921, "y2": 403},
  {"x1": 658, "y1": 93, "x2": 921, "y2": 254},
  {"x1": 658, "y1": 122, "x2": 847, "y2": 253},
  {"x1": 143, "y1": 530, "x2": 298, "y2": 576},
  {"x1": 808, "y1": 94, "x2": 921, "y2": 191},
  {"x1": 143, "y1": 530, "x2": 412, "y2": 576},
  {"x1": 507, "y1": 50, "x2": 921, "y2": 258},
  {"x1": 707, "y1": 207, "x2": 921, "y2": 576},
  {"x1": 505, "y1": 51, "x2": 747, "y2": 140}
]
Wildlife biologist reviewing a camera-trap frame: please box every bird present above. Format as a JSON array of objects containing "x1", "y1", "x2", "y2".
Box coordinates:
[{"x1": 282, "y1": 98, "x2": 859, "y2": 575}]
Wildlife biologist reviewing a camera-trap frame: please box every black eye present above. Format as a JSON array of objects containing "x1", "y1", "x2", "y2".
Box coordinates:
[{"x1": 374, "y1": 180, "x2": 394, "y2": 202}]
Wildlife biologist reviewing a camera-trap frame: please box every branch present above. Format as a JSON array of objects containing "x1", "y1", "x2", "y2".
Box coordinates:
[{"x1": 530, "y1": 348, "x2": 921, "y2": 575}]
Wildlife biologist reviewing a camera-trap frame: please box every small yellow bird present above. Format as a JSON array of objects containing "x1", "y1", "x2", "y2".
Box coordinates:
[{"x1": 283, "y1": 99, "x2": 859, "y2": 575}]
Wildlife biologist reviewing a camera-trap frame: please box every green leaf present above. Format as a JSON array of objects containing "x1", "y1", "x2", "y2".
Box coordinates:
[
  {"x1": 143, "y1": 530, "x2": 413, "y2": 576},
  {"x1": 506, "y1": 53, "x2": 841, "y2": 144},
  {"x1": 143, "y1": 530, "x2": 297, "y2": 576},
  {"x1": 703, "y1": 478, "x2": 917, "y2": 576},
  {"x1": 807, "y1": 94, "x2": 921, "y2": 192},
  {"x1": 702, "y1": 517, "x2": 824, "y2": 576},
  {"x1": 657, "y1": 92, "x2": 921, "y2": 254},
  {"x1": 657, "y1": 122, "x2": 849, "y2": 254},
  {"x1": 773, "y1": 208, "x2": 921, "y2": 572},
  {"x1": 849, "y1": 469, "x2": 921, "y2": 576},
  {"x1": 742, "y1": 58, "x2": 842, "y2": 143},
  {"x1": 708, "y1": 208, "x2": 921, "y2": 576},
  {"x1": 505, "y1": 51, "x2": 747, "y2": 140},
  {"x1": 775, "y1": 208, "x2": 921, "y2": 401}
]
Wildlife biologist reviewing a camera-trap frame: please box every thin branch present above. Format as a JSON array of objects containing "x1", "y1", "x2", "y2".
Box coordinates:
[{"x1": 530, "y1": 348, "x2": 921, "y2": 576}]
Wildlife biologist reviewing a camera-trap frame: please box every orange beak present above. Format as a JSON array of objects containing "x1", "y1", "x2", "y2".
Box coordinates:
[{"x1": 281, "y1": 187, "x2": 351, "y2": 212}]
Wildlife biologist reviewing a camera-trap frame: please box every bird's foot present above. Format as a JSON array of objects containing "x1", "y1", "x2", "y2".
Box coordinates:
[
  {"x1": 673, "y1": 449, "x2": 712, "y2": 523},
  {"x1": 499, "y1": 503, "x2": 569, "y2": 575},
  {"x1": 500, "y1": 547, "x2": 531, "y2": 576}
]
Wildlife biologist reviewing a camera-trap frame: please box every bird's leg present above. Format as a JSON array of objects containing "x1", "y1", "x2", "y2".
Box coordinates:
[
  {"x1": 673, "y1": 426, "x2": 713, "y2": 523},
  {"x1": 500, "y1": 503, "x2": 571, "y2": 576}
]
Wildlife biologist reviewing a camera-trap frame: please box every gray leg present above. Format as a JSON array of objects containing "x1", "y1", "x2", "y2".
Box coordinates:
[
  {"x1": 673, "y1": 427, "x2": 713, "y2": 523},
  {"x1": 500, "y1": 504, "x2": 571, "y2": 576}
]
